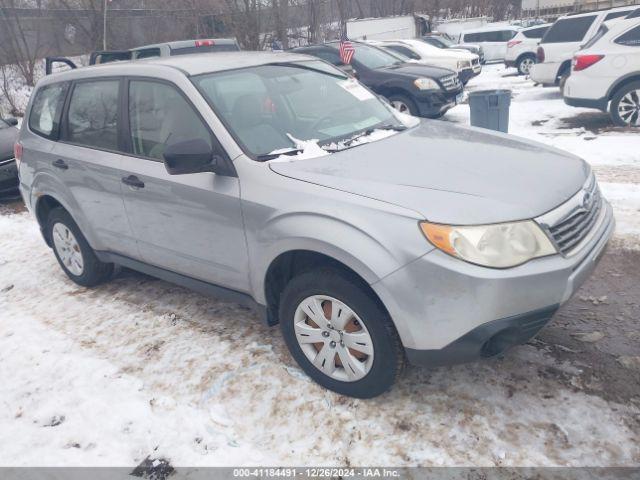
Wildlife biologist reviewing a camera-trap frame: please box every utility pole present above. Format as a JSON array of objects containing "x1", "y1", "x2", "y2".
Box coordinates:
[{"x1": 103, "y1": 0, "x2": 108, "y2": 50}]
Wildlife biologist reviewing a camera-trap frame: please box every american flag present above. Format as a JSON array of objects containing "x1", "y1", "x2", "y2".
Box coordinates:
[{"x1": 339, "y1": 28, "x2": 355, "y2": 65}]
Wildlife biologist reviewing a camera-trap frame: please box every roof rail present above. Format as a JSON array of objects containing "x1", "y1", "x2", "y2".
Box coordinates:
[{"x1": 45, "y1": 57, "x2": 77, "y2": 75}]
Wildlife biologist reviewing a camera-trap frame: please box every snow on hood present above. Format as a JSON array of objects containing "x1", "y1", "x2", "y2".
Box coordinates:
[{"x1": 267, "y1": 129, "x2": 402, "y2": 164}]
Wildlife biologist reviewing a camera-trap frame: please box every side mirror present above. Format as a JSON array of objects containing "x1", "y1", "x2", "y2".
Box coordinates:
[
  {"x1": 163, "y1": 138, "x2": 229, "y2": 176},
  {"x1": 5, "y1": 117, "x2": 18, "y2": 127}
]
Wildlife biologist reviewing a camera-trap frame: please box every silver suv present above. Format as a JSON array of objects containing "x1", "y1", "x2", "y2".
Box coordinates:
[{"x1": 17, "y1": 52, "x2": 614, "y2": 398}]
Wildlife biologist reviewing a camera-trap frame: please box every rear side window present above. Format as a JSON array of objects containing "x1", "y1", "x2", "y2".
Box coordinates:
[
  {"x1": 171, "y1": 44, "x2": 240, "y2": 55},
  {"x1": 66, "y1": 80, "x2": 120, "y2": 151},
  {"x1": 29, "y1": 83, "x2": 68, "y2": 139},
  {"x1": 135, "y1": 48, "x2": 161, "y2": 59},
  {"x1": 128, "y1": 80, "x2": 212, "y2": 161},
  {"x1": 605, "y1": 11, "x2": 631, "y2": 21},
  {"x1": 523, "y1": 26, "x2": 550, "y2": 39},
  {"x1": 542, "y1": 16, "x2": 596, "y2": 43},
  {"x1": 615, "y1": 25, "x2": 640, "y2": 46}
]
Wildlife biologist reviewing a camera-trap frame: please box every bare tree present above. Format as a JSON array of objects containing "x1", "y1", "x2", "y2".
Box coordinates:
[{"x1": 0, "y1": 0, "x2": 53, "y2": 86}]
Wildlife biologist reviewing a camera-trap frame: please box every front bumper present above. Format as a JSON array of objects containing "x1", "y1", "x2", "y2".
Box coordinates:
[
  {"x1": 414, "y1": 88, "x2": 462, "y2": 118},
  {"x1": 459, "y1": 68, "x2": 475, "y2": 84},
  {"x1": 0, "y1": 158, "x2": 19, "y2": 196},
  {"x1": 372, "y1": 201, "x2": 615, "y2": 365}
]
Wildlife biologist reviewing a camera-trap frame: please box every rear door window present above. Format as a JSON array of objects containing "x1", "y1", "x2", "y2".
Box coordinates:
[
  {"x1": 128, "y1": 80, "x2": 212, "y2": 161},
  {"x1": 66, "y1": 80, "x2": 120, "y2": 151},
  {"x1": 615, "y1": 25, "x2": 640, "y2": 46},
  {"x1": 541, "y1": 16, "x2": 596, "y2": 43},
  {"x1": 29, "y1": 83, "x2": 68, "y2": 139}
]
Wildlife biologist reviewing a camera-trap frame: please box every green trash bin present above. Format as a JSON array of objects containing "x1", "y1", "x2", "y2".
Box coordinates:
[{"x1": 468, "y1": 89, "x2": 512, "y2": 133}]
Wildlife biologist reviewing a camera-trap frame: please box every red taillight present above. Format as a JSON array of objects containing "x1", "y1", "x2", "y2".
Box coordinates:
[
  {"x1": 195, "y1": 39, "x2": 215, "y2": 47},
  {"x1": 507, "y1": 40, "x2": 522, "y2": 48},
  {"x1": 573, "y1": 54, "x2": 605, "y2": 72},
  {"x1": 537, "y1": 46, "x2": 545, "y2": 63},
  {"x1": 14, "y1": 141, "x2": 22, "y2": 167}
]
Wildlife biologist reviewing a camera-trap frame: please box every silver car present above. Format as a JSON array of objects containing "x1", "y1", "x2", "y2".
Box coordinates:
[{"x1": 17, "y1": 52, "x2": 614, "y2": 398}]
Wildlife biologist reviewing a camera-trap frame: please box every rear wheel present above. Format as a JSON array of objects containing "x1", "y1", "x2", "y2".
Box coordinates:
[
  {"x1": 610, "y1": 82, "x2": 640, "y2": 128},
  {"x1": 558, "y1": 72, "x2": 569, "y2": 96},
  {"x1": 279, "y1": 269, "x2": 404, "y2": 398},
  {"x1": 47, "y1": 208, "x2": 114, "y2": 287},
  {"x1": 387, "y1": 94, "x2": 418, "y2": 117},
  {"x1": 517, "y1": 55, "x2": 536, "y2": 76}
]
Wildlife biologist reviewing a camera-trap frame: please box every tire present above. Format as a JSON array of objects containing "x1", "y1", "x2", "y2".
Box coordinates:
[
  {"x1": 279, "y1": 268, "x2": 405, "y2": 398},
  {"x1": 610, "y1": 81, "x2": 640, "y2": 128},
  {"x1": 517, "y1": 54, "x2": 536, "y2": 76},
  {"x1": 558, "y1": 72, "x2": 569, "y2": 96},
  {"x1": 387, "y1": 94, "x2": 419, "y2": 117},
  {"x1": 47, "y1": 207, "x2": 114, "y2": 287}
]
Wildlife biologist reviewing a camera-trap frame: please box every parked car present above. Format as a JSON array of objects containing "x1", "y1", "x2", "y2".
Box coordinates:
[
  {"x1": 504, "y1": 23, "x2": 552, "y2": 75},
  {"x1": 291, "y1": 41, "x2": 464, "y2": 118},
  {"x1": 46, "y1": 39, "x2": 241, "y2": 73},
  {"x1": 457, "y1": 25, "x2": 521, "y2": 62},
  {"x1": 0, "y1": 116, "x2": 19, "y2": 198},
  {"x1": 564, "y1": 16, "x2": 640, "y2": 127},
  {"x1": 19, "y1": 52, "x2": 614, "y2": 398},
  {"x1": 531, "y1": 6, "x2": 637, "y2": 91},
  {"x1": 368, "y1": 38, "x2": 481, "y2": 84},
  {"x1": 421, "y1": 33, "x2": 486, "y2": 64}
]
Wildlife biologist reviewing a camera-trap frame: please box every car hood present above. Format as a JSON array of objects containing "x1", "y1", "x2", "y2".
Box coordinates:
[
  {"x1": 382, "y1": 63, "x2": 456, "y2": 78},
  {"x1": 0, "y1": 126, "x2": 17, "y2": 161},
  {"x1": 269, "y1": 121, "x2": 590, "y2": 225}
]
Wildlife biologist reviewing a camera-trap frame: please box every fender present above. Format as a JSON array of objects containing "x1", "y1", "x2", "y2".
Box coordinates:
[
  {"x1": 249, "y1": 210, "x2": 430, "y2": 305},
  {"x1": 606, "y1": 71, "x2": 640, "y2": 99}
]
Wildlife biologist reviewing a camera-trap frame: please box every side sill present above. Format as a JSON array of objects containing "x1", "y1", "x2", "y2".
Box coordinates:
[{"x1": 95, "y1": 251, "x2": 269, "y2": 324}]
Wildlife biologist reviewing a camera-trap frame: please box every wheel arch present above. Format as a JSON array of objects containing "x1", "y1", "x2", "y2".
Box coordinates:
[
  {"x1": 262, "y1": 249, "x2": 390, "y2": 327},
  {"x1": 556, "y1": 60, "x2": 572, "y2": 82},
  {"x1": 607, "y1": 73, "x2": 640, "y2": 100},
  {"x1": 516, "y1": 51, "x2": 536, "y2": 65},
  {"x1": 34, "y1": 194, "x2": 67, "y2": 246}
]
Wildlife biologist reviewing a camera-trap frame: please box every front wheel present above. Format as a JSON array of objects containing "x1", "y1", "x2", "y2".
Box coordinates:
[
  {"x1": 279, "y1": 269, "x2": 405, "y2": 398},
  {"x1": 610, "y1": 81, "x2": 640, "y2": 128},
  {"x1": 387, "y1": 94, "x2": 418, "y2": 117}
]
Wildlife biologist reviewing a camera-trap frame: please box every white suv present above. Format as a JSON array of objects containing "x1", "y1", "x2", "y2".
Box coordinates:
[
  {"x1": 564, "y1": 16, "x2": 640, "y2": 127},
  {"x1": 368, "y1": 39, "x2": 481, "y2": 84},
  {"x1": 504, "y1": 23, "x2": 551, "y2": 75},
  {"x1": 531, "y1": 6, "x2": 637, "y2": 91}
]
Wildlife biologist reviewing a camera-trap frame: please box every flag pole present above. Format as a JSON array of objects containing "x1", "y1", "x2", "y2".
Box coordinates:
[{"x1": 103, "y1": 0, "x2": 108, "y2": 50}]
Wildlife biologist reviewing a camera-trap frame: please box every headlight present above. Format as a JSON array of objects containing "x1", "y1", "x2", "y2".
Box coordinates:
[
  {"x1": 457, "y1": 60, "x2": 471, "y2": 69},
  {"x1": 414, "y1": 78, "x2": 440, "y2": 90},
  {"x1": 420, "y1": 220, "x2": 557, "y2": 268}
]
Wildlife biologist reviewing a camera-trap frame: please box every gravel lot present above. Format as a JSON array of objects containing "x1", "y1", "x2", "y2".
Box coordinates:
[{"x1": 1, "y1": 64, "x2": 639, "y2": 468}]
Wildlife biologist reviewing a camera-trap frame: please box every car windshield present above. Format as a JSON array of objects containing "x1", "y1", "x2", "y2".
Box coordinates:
[
  {"x1": 433, "y1": 36, "x2": 454, "y2": 47},
  {"x1": 352, "y1": 43, "x2": 404, "y2": 69},
  {"x1": 193, "y1": 60, "x2": 402, "y2": 159}
]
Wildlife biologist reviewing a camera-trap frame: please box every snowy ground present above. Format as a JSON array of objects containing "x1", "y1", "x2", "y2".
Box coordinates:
[{"x1": 1, "y1": 64, "x2": 639, "y2": 468}]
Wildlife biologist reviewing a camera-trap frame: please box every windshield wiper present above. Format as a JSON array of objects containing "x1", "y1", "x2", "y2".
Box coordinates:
[
  {"x1": 256, "y1": 148, "x2": 304, "y2": 162},
  {"x1": 325, "y1": 124, "x2": 407, "y2": 152}
]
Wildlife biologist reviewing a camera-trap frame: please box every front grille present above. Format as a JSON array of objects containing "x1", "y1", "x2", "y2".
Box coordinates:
[
  {"x1": 440, "y1": 74, "x2": 461, "y2": 91},
  {"x1": 539, "y1": 175, "x2": 604, "y2": 256}
]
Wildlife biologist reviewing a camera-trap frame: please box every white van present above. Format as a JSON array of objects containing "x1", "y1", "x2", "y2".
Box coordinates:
[
  {"x1": 530, "y1": 6, "x2": 638, "y2": 90},
  {"x1": 458, "y1": 26, "x2": 521, "y2": 62}
]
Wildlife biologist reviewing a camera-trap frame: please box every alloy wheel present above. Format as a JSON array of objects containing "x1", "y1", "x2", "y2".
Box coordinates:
[
  {"x1": 391, "y1": 100, "x2": 410, "y2": 114},
  {"x1": 618, "y1": 89, "x2": 640, "y2": 127},
  {"x1": 520, "y1": 57, "x2": 534, "y2": 75},
  {"x1": 293, "y1": 295, "x2": 374, "y2": 382},
  {"x1": 52, "y1": 223, "x2": 84, "y2": 276}
]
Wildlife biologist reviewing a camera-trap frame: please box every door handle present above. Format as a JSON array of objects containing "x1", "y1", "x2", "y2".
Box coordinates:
[
  {"x1": 122, "y1": 175, "x2": 145, "y2": 189},
  {"x1": 52, "y1": 159, "x2": 68, "y2": 170}
]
